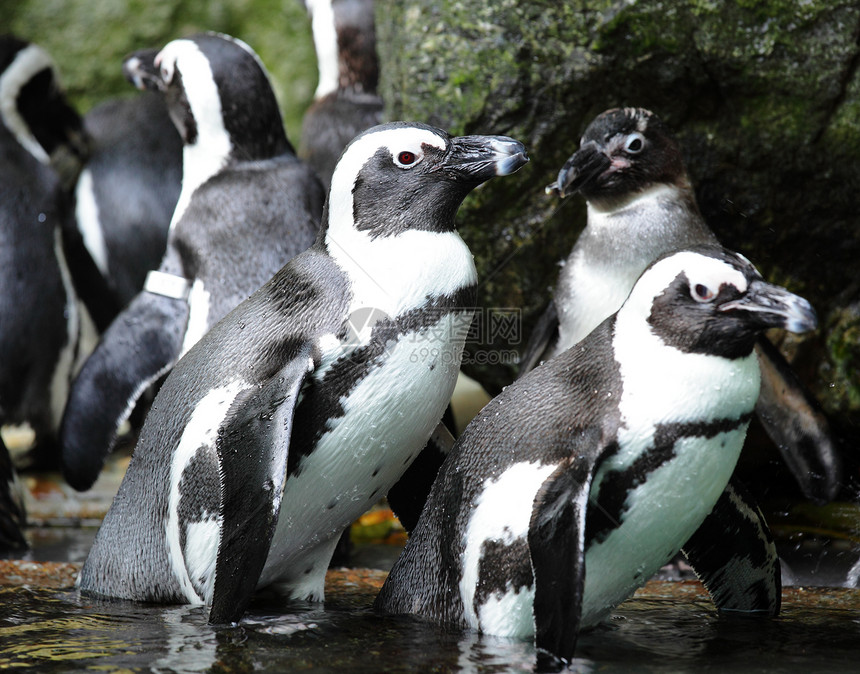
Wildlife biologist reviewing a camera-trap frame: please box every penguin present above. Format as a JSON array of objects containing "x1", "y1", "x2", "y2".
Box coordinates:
[
  {"x1": 300, "y1": 0, "x2": 384, "y2": 189},
  {"x1": 74, "y1": 89, "x2": 182, "y2": 309},
  {"x1": 0, "y1": 35, "x2": 89, "y2": 186},
  {"x1": 77, "y1": 121, "x2": 529, "y2": 625},
  {"x1": 375, "y1": 245, "x2": 817, "y2": 670},
  {"x1": 521, "y1": 107, "x2": 839, "y2": 504},
  {"x1": 60, "y1": 33, "x2": 325, "y2": 492},
  {"x1": 0, "y1": 35, "x2": 91, "y2": 472}
]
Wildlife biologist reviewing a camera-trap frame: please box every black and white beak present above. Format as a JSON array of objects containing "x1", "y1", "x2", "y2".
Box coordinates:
[
  {"x1": 445, "y1": 135, "x2": 529, "y2": 183},
  {"x1": 545, "y1": 140, "x2": 611, "y2": 197},
  {"x1": 719, "y1": 278, "x2": 818, "y2": 334}
]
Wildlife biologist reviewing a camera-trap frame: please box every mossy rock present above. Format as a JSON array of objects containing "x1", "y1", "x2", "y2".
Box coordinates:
[{"x1": 376, "y1": 0, "x2": 860, "y2": 450}]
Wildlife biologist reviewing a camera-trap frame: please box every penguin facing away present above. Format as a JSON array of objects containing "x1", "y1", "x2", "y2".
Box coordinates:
[
  {"x1": 375, "y1": 245, "x2": 817, "y2": 670},
  {"x1": 300, "y1": 0, "x2": 384, "y2": 189},
  {"x1": 77, "y1": 121, "x2": 529, "y2": 624},
  {"x1": 60, "y1": 33, "x2": 324, "y2": 492},
  {"x1": 74, "y1": 89, "x2": 182, "y2": 309},
  {"x1": 522, "y1": 107, "x2": 839, "y2": 503},
  {"x1": 0, "y1": 35, "x2": 92, "y2": 473}
]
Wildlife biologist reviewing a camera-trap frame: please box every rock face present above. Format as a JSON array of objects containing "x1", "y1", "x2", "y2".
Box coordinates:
[{"x1": 376, "y1": 1, "x2": 860, "y2": 451}]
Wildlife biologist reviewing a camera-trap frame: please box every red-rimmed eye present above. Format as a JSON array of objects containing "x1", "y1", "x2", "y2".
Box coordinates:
[
  {"x1": 692, "y1": 283, "x2": 716, "y2": 302},
  {"x1": 398, "y1": 151, "x2": 416, "y2": 164}
]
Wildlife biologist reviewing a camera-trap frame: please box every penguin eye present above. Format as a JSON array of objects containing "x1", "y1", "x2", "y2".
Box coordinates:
[
  {"x1": 394, "y1": 150, "x2": 421, "y2": 168},
  {"x1": 625, "y1": 132, "x2": 645, "y2": 154},
  {"x1": 691, "y1": 283, "x2": 716, "y2": 303}
]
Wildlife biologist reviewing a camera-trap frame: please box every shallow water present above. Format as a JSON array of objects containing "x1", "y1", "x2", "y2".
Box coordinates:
[
  {"x1": 5, "y1": 452, "x2": 859, "y2": 672},
  {"x1": 1, "y1": 577, "x2": 858, "y2": 673}
]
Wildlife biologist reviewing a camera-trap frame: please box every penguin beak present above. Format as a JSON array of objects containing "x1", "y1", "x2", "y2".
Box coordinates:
[
  {"x1": 446, "y1": 135, "x2": 529, "y2": 183},
  {"x1": 546, "y1": 141, "x2": 612, "y2": 198},
  {"x1": 122, "y1": 49, "x2": 164, "y2": 92},
  {"x1": 718, "y1": 279, "x2": 818, "y2": 334}
]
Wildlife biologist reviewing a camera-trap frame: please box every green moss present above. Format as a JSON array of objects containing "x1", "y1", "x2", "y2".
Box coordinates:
[{"x1": 824, "y1": 306, "x2": 860, "y2": 412}]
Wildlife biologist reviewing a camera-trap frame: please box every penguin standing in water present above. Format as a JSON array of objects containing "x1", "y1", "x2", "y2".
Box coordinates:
[
  {"x1": 77, "y1": 121, "x2": 528, "y2": 623},
  {"x1": 74, "y1": 89, "x2": 182, "y2": 309},
  {"x1": 522, "y1": 107, "x2": 839, "y2": 503},
  {"x1": 300, "y1": 0, "x2": 384, "y2": 189},
  {"x1": 60, "y1": 33, "x2": 324, "y2": 491},
  {"x1": 376, "y1": 246, "x2": 817, "y2": 670},
  {"x1": 0, "y1": 36, "x2": 92, "y2": 474}
]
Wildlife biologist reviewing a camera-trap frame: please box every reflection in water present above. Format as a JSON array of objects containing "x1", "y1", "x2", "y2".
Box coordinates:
[
  {"x1": 150, "y1": 606, "x2": 218, "y2": 674},
  {"x1": 1, "y1": 584, "x2": 858, "y2": 673}
]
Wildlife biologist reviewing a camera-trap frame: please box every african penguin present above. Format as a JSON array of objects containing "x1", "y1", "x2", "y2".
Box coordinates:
[
  {"x1": 300, "y1": 0, "x2": 384, "y2": 189},
  {"x1": 60, "y1": 33, "x2": 324, "y2": 492},
  {"x1": 74, "y1": 89, "x2": 182, "y2": 309},
  {"x1": 77, "y1": 121, "x2": 529, "y2": 624},
  {"x1": 375, "y1": 245, "x2": 817, "y2": 670},
  {"x1": 521, "y1": 106, "x2": 839, "y2": 503},
  {"x1": 0, "y1": 35, "x2": 92, "y2": 471},
  {"x1": 0, "y1": 35, "x2": 89, "y2": 186}
]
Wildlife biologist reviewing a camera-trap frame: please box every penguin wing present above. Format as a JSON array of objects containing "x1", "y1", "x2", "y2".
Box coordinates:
[
  {"x1": 518, "y1": 300, "x2": 559, "y2": 377},
  {"x1": 753, "y1": 337, "x2": 840, "y2": 502},
  {"x1": 61, "y1": 289, "x2": 189, "y2": 491},
  {"x1": 681, "y1": 477, "x2": 781, "y2": 616},
  {"x1": 208, "y1": 345, "x2": 314, "y2": 624},
  {"x1": 60, "y1": 212, "x2": 123, "y2": 331},
  {"x1": 527, "y1": 427, "x2": 607, "y2": 670}
]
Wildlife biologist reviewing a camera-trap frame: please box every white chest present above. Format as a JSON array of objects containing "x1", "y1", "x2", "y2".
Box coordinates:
[
  {"x1": 261, "y1": 307, "x2": 474, "y2": 595},
  {"x1": 579, "y1": 425, "x2": 747, "y2": 626}
]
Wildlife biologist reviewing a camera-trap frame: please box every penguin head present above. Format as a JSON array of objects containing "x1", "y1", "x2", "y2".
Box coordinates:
[
  {"x1": 123, "y1": 32, "x2": 291, "y2": 160},
  {"x1": 622, "y1": 246, "x2": 817, "y2": 360},
  {"x1": 0, "y1": 35, "x2": 89, "y2": 183},
  {"x1": 549, "y1": 107, "x2": 687, "y2": 207},
  {"x1": 325, "y1": 121, "x2": 528, "y2": 239}
]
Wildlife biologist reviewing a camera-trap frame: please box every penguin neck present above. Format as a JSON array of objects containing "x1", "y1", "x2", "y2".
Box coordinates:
[
  {"x1": 587, "y1": 181, "x2": 690, "y2": 216},
  {"x1": 554, "y1": 182, "x2": 710, "y2": 348},
  {"x1": 309, "y1": 0, "x2": 379, "y2": 99},
  {"x1": 322, "y1": 214, "x2": 477, "y2": 319},
  {"x1": 169, "y1": 138, "x2": 231, "y2": 230},
  {"x1": 582, "y1": 182, "x2": 714, "y2": 269}
]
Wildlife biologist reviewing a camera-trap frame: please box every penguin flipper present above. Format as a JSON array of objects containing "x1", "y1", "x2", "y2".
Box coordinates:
[
  {"x1": 681, "y1": 478, "x2": 781, "y2": 616},
  {"x1": 528, "y1": 448, "x2": 600, "y2": 671},
  {"x1": 518, "y1": 300, "x2": 559, "y2": 377},
  {"x1": 753, "y1": 337, "x2": 841, "y2": 503},
  {"x1": 60, "y1": 213, "x2": 123, "y2": 331},
  {"x1": 208, "y1": 348, "x2": 313, "y2": 625},
  {"x1": 60, "y1": 290, "x2": 189, "y2": 491},
  {"x1": 387, "y1": 417, "x2": 456, "y2": 534}
]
